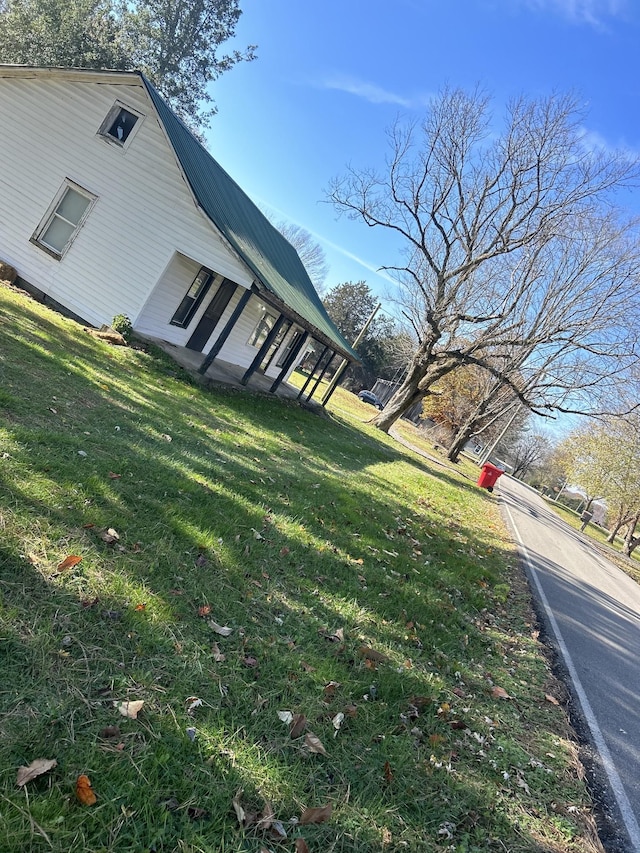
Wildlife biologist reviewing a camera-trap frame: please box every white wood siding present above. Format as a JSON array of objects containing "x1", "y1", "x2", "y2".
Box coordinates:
[{"x1": 0, "y1": 77, "x2": 253, "y2": 329}]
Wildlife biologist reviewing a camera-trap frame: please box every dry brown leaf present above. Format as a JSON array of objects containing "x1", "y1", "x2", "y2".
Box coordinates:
[
  {"x1": 134, "y1": 603, "x2": 146, "y2": 611},
  {"x1": 257, "y1": 799, "x2": 275, "y2": 830},
  {"x1": 99, "y1": 725, "x2": 121, "y2": 739},
  {"x1": 300, "y1": 803, "x2": 332, "y2": 825},
  {"x1": 295, "y1": 839, "x2": 310, "y2": 853},
  {"x1": 323, "y1": 680, "x2": 340, "y2": 698},
  {"x1": 359, "y1": 645, "x2": 389, "y2": 662},
  {"x1": 117, "y1": 699, "x2": 144, "y2": 719},
  {"x1": 108, "y1": 472, "x2": 122, "y2": 479},
  {"x1": 304, "y1": 732, "x2": 328, "y2": 756},
  {"x1": 100, "y1": 527, "x2": 120, "y2": 544},
  {"x1": 280, "y1": 546, "x2": 290, "y2": 557},
  {"x1": 383, "y1": 760, "x2": 394, "y2": 784},
  {"x1": 198, "y1": 604, "x2": 211, "y2": 617},
  {"x1": 57, "y1": 555, "x2": 83, "y2": 571},
  {"x1": 290, "y1": 713, "x2": 307, "y2": 738},
  {"x1": 545, "y1": 693, "x2": 560, "y2": 705},
  {"x1": 76, "y1": 774, "x2": 97, "y2": 805},
  {"x1": 211, "y1": 642, "x2": 226, "y2": 662},
  {"x1": 209, "y1": 620, "x2": 233, "y2": 637},
  {"x1": 16, "y1": 758, "x2": 57, "y2": 787},
  {"x1": 491, "y1": 686, "x2": 510, "y2": 700}
]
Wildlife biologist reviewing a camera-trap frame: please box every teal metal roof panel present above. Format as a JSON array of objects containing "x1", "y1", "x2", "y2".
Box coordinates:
[{"x1": 141, "y1": 77, "x2": 358, "y2": 361}]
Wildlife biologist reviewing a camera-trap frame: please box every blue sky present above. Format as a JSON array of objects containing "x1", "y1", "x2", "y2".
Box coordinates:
[{"x1": 205, "y1": 0, "x2": 640, "y2": 307}]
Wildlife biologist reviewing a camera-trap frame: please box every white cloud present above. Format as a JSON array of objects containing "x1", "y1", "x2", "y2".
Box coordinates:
[
  {"x1": 519, "y1": 0, "x2": 628, "y2": 27},
  {"x1": 319, "y1": 74, "x2": 430, "y2": 109}
]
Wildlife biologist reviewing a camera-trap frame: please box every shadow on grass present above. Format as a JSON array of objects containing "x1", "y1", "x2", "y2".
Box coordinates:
[{"x1": 0, "y1": 287, "x2": 579, "y2": 852}]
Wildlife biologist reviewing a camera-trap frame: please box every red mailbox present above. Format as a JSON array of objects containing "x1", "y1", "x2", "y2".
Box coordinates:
[{"x1": 477, "y1": 463, "x2": 504, "y2": 492}]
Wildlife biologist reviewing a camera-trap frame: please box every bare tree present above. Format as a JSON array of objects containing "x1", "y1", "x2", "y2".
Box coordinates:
[
  {"x1": 272, "y1": 221, "x2": 329, "y2": 292},
  {"x1": 327, "y1": 87, "x2": 640, "y2": 432},
  {"x1": 506, "y1": 432, "x2": 553, "y2": 479}
]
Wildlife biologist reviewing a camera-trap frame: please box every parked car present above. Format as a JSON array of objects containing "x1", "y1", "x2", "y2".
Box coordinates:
[{"x1": 358, "y1": 389, "x2": 384, "y2": 410}]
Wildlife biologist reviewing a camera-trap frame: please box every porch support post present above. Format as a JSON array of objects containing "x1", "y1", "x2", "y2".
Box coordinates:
[
  {"x1": 198, "y1": 285, "x2": 252, "y2": 375},
  {"x1": 270, "y1": 331, "x2": 309, "y2": 393},
  {"x1": 297, "y1": 345, "x2": 329, "y2": 400},
  {"x1": 241, "y1": 314, "x2": 286, "y2": 386},
  {"x1": 305, "y1": 352, "x2": 338, "y2": 401}
]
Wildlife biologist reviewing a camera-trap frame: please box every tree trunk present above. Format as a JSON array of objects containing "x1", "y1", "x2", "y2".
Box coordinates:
[
  {"x1": 622, "y1": 512, "x2": 640, "y2": 557},
  {"x1": 447, "y1": 423, "x2": 477, "y2": 463},
  {"x1": 370, "y1": 334, "x2": 443, "y2": 432},
  {"x1": 606, "y1": 505, "x2": 627, "y2": 543}
]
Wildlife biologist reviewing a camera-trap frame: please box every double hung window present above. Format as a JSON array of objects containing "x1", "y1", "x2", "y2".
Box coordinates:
[{"x1": 32, "y1": 180, "x2": 96, "y2": 259}]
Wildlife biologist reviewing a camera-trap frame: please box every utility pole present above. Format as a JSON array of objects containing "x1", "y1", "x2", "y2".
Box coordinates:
[
  {"x1": 479, "y1": 401, "x2": 522, "y2": 466},
  {"x1": 321, "y1": 302, "x2": 381, "y2": 406}
]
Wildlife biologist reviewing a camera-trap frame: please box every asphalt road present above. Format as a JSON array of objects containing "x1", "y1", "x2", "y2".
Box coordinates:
[{"x1": 498, "y1": 475, "x2": 640, "y2": 852}]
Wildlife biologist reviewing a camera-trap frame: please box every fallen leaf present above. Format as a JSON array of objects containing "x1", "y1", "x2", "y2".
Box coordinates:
[
  {"x1": 300, "y1": 803, "x2": 332, "y2": 825},
  {"x1": 301, "y1": 661, "x2": 315, "y2": 673},
  {"x1": 290, "y1": 713, "x2": 307, "y2": 738},
  {"x1": 16, "y1": 758, "x2": 57, "y2": 787},
  {"x1": 100, "y1": 527, "x2": 120, "y2": 544},
  {"x1": 209, "y1": 620, "x2": 232, "y2": 637},
  {"x1": 383, "y1": 761, "x2": 394, "y2": 784},
  {"x1": 57, "y1": 555, "x2": 82, "y2": 571},
  {"x1": 545, "y1": 693, "x2": 560, "y2": 706},
  {"x1": 134, "y1": 603, "x2": 146, "y2": 611},
  {"x1": 108, "y1": 472, "x2": 121, "y2": 479},
  {"x1": 280, "y1": 546, "x2": 290, "y2": 557},
  {"x1": 252, "y1": 528, "x2": 264, "y2": 540},
  {"x1": 269, "y1": 820, "x2": 288, "y2": 840},
  {"x1": 212, "y1": 642, "x2": 226, "y2": 662},
  {"x1": 187, "y1": 806, "x2": 208, "y2": 820},
  {"x1": 332, "y1": 712, "x2": 345, "y2": 736},
  {"x1": 186, "y1": 697, "x2": 203, "y2": 713},
  {"x1": 232, "y1": 788, "x2": 246, "y2": 825},
  {"x1": 76, "y1": 774, "x2": 97, "y2": 805},
  {"x1": 344, "y1": 703, "x2": 358, "y2": 718},
  {"x1": 305, "y1": 733, "x2": 328, "y2": 756},
  {"x1": 198, "y1": 604, "x2": 212, "y2": 617},
  {"x1": 277, "y1": 710, "x2": 293, "y2": 725},
  {"x1": 117, "y1": 699, "x2": 144, "y2": 719},
  {"x1": 99, "y1": 725, "x2": 121, "y2": 738},
  {"x1": 295, "y1": 839, "x2": 310, "y2": 853},
  {"x1": 243, "y1": 656, "x2": 258, "y2": 667},
  {"x1": 323, "y1": 680, "x2": 340, "y2": 698},
  {"x1": 196, "y1": 554, "x2": 208, "y2": 568},
  {"x1": 257, "y1": 799, "x2": 275, "y2": 830},
  {"x1": 359, "y1": 645, "x2": 389, "y2": 663},
  {"x1": 491, "y1": 686, "x2": 511, "y2": 700}
]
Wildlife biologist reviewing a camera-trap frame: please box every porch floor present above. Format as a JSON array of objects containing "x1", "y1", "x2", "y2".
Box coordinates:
[{"x1": 139, "y1": 336, "x2": 309, "y2": 402}]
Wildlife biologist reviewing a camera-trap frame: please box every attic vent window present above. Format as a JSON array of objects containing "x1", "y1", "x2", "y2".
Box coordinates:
[{"x1": 98, "y1": 102, "x2": 143, "y2": 149}]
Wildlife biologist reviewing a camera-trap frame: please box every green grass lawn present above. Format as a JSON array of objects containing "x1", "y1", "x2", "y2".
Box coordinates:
[{"x1": 0, "y1": 282, "x2": 602, "y2": 852}]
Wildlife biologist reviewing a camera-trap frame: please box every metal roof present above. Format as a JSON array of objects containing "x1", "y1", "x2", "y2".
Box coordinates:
[{"x1": 141, "y1": 77, "x2": 359, "y2": 361}]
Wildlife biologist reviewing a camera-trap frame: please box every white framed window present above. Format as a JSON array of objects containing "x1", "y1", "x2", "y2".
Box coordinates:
[
  {"x1": 31, "y1": 180, "x2": 97, "y2": 259},
  {"x1": 97, "y1": 101, "x2": 144, "y2": 150},
  {"x1": 248, "y1": 307, "x2": 277, "y2": 347}
]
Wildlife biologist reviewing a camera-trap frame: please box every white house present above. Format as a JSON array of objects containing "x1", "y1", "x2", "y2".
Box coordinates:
[{"x1": 0, "y1": 66, "x2": 357, "y2": 396}]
